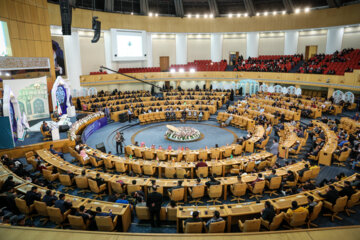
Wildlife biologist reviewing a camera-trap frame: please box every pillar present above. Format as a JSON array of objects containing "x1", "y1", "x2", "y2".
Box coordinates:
[
  {"x1": 176, "y1": 33, "x2": 187, "y2": 64},
  {"x1": 146, "y1": 32, "x2": 153, "y2": 67},
  {"x1": 246, "y1": 32, "x2": 259, "y2": 58},
  {"x1": 104, "y1": 30, "x2": 113, "y2": 70},
  {"x1": 327, "y1": 87, "x2": 334, "y2": 99},
  {"x1": 211, "y1": 33, "x2": 223, "y2": 62},
  {"x1": 325, "y1": 27, "x2": 344, "y2": 54},
  {"x1": 284, "y1": 30, "x2": 299, "y2": 55},
  {"x1": 63, "y1": 31, "x2": 82, "y2": 90}
]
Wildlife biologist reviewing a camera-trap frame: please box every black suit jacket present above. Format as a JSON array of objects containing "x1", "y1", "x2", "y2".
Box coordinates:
[{"x1": 146, "y1": 192, "x2": 163, "y2": 211}]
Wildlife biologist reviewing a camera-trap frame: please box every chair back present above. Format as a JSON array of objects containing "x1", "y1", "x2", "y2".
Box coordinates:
[
  {"x1": 196, "y1": 167, "x2": 208, "y2": 178},
  {"x1": 34, "y1": 200, "x2": 48, "y2": 216},
  {"x1": 242, "y1": 219, "x2": 261, "y2": 232},
  {"x1": 268, "y1": 176, "x2": 282, "y2": 190},
  {"x1": 59, "y1": 174, "x2": 72, "y2": 186},
  {"x1": 300, "y1": 170, "x2": 312, "y2": 183},
  {"x1": 110, "y1": 181, "x2": 124, "y2": 193},
  {"x1": 208, "y1": 185, "x2": 222, "y2": 198},
  {"x1": 347, "y1": 191, "x2": 360, "y2": 208},
  {"x1": 223, "y1": 147, "x2": 232, "y2": 158},
  {"x1": 257, "y1": 161, "x2": 267, "y2": 171},
  {"x1": 144, "y1": 150, "x2": 154, "y2": 160},
  {"x1": 186, "y1": 153, "x2": 197, "y2": 162},
  {"x1": 143, "y1": 165, "x2": 155, "y2": 175},
  {"x1": 47, "y1": 206, "x2": 65, "y2": 224},
  {"x1": 211, "y1": 149, "x2": 220, "y2": 159},
  {"x1": 184, "y1": 222, "x2": 203, "y2": 233},
  {"x1": 165, "y1": 167, "x2": 176, "y2": 178},
  {"x1": 115, "y1": 162, "x2": 127, "y2": 173},
  {"x1": 198, "y1": 150, "x2": 208, "y2": 161},
  {"x1": 134, "y1": 147, "x2": 143, "y2": 158},
  {"x1": 95, "y1": 216, "x2": 116, "y2": 231},
  {"x1": 333, "y1": 196, "x2": 348, "y2": 213},
  {"x1": 269, "y1": 212, "x2": 284, "y2": 230},
  {"x1": 104, "y1": 158, "x2": 114, "y2": 169},
  {"x1": 125, "y1": 146, "x2": 134, "y2": 156},
  {"x1": 339, "y1": 149, "x2": 351, "y2": 162},
  {"x1": 169, "y1": 188, "x2": 185, "y2": 201},
  {"x1": 68, "y1": 215, "x2": 87, "y2": 230},
  {"x1": 177, "y1": 152, "x2": 184, "y2": 162},
  {"x1": 15, "y1": 198, "x2": 30, "y2": 214},
  {"x1": 157, "y1": 151, "x2": 167, "y2": 161},
  {"x1": 310, "y1": 167, "x2": 320, "y2": 179},
  {"x1": 289, "y1": 211, "x2": 307, "y2": 227},
  {"x1": 252, "y1": 181, "x2": 265, "y2": 194},
  {"x1": 245, "y1": 161, "x2": 255, "y2": 172},
  {"x1": 233, "y1": 145, "x2": 242, "y2": 155},
  {"x1": 127, "y1": 185, "x2": 141, "y2": 195},
  {"x1": 167, "y1": 206, "x2": 177, "y2": 221},
  {"x1": 176, "y1": 168, "x2": 188, "y2": 178},
  {"x1": 132, "y1": 164, "x2": 142, "y2": 174},
  {"x1": 211, "y1": 165, "x2": 222, "y2": 176},
  {"x1": 136, "y1": 206, "x2": 150, "y2": 220},
  {"x1": 208, "y1": 220, "x2": 225, "y2": 233},
  {"x1": 231, "y1": 182, "x2": 247, "y2": 197},
  {"x1": 88, "y1": 179, "x2": 100, "y2": 193},
  {"x1": 189, "y1": 185, "x2": 205, "y2": 199},
  {"x1": 75, "y1": 176, "x2": 89, "y2": 189},
  {"x1": 309, "y1": 201, "x2": 323, "y2": 221}
]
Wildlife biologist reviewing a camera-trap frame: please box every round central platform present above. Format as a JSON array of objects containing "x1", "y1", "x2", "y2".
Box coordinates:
[{"x1": 165, "y1": 125, "x2": 202, "y2": 142}]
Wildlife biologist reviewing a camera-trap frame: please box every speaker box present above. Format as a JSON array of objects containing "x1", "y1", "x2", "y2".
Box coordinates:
[
  {"x1": 91, "y1": 16, "x2": 101, "y2": 43},
  {"x1": 59, "y1": 125, "x2": 70, "y2": 132},
  {"x1": 59, "y1": 0, "x2": 72, "y2": 35},
  {"x1": 118, "y1": 112, "x2": 128, "y2": 123},
  {"x1": 96, "y1": 142, "x2": 106, "y2": 153}
]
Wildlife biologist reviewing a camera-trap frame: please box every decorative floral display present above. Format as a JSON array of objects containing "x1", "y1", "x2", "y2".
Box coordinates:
[{"x1": 165, "y1": 126, "x2": 201, "y2": 142}]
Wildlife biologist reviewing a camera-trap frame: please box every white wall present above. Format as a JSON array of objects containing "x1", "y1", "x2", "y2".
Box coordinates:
[
  {"x1": 259, "y1": 35, "x2": 285, "y2": 55},
  {"x1": 152, "y1": 37, "x2": 176, "y2": 67},
  {"x1": 79, "y1": 36, "x2": 106, "y2": 75},
  {"x1": 180, "y1": 80, "x2": 206, "y2": 90},
  {"x1": 297, "y1": 31, "x2": 327, "y2": 54},
  {"x1": 222, "y1": 36, "x2": 246, "y2": 60},
  {"x1": 342, "y1": 31, "x2": 360, "y2": 49},
  {"x1": 187, "y1": 37, "x2": 211, "y2": 62}
]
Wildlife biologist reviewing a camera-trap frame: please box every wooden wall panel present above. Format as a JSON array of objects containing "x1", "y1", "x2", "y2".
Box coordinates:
[
  {"x1": 17, "y1": 22, "x2": 27, "y2": 39},
  {"x1": 34, "y1": 40, "x2": 43, "y2": 57},
  {"x1": 0, "y1": 0, "x2": 8, "y2": 19},
  {"x1": 8, "y1": 20, "x2": 19, "y2": 39},
  {"x1": 32, "y1": 24, "x2": 41, "y2": 40}
]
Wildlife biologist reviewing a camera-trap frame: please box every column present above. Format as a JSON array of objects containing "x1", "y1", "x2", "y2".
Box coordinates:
[
  {"x1": 63, "y1": 31, "x2": 82, "y2": 90},
  {"x1": 176, "y1": 33, "x2": 187, "y2": 64},
  {"x1": 327, "y1": 87, "x2": 334, "y2": 99},
  {"x1": 210, "y1": 33, "x2": 223, "y2": 62},
  {"x1": 103, "y1": 30, "x2": 113, "y2": 70},
  {"x1": 246, "y1": 32, "x2": 259, "y2": 58},
  {"x1": 325, "y1": 27, "x2": 344, "y2": 54},
  {"x1": 284, "y1": 30, "x2": 299, "y2": 55},
  {"x1": 146, "y1": 32, "x2": 153, "y2": 67}
]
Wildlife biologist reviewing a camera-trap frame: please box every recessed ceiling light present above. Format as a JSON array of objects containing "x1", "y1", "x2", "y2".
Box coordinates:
[
  {"x1": 256, "y1": 12, "x2": 260, "y2": 16},
  {"x1": 228, "y1": 13, "x2": 233, "y2": 18},
  {"x1": 264, "y1": 11, "x2": 268, "y2": 16},
  {"x1": 244, "y1": 13, "x2": 248, "y2": 17},
  {"x1": 204, "y1": 14, "x2": 208, "y2": 18},
  {"x1": 209, "y1": 13, "x2": 214, "y2": 18},
  {"x1": 196, "y1": 14, "x2": 200, "y2": 18},
  {"x1": 282, "y1": 10, "x2": 286, "y2": 15},
  {"x1": 155, "y1": 13, "x2": 158, "y2": 17},
  {"x1": 295, "y1": 8, "x2": 300, "y2": 14},
  {"x1": 304, "y1": 7, "x2": 310, "y2": 13},
  {"x1": 273, "y1": 11, "x2": 277, "y2": 16},
  {"x1": 237, "y1": 13, "x2": 241, "y2": 17},
  {"x1": 149, "y1": 12, "x2": 153, "y2": 17},
  {"x1": 187, "y1": 14, "x2": 191, "y2": 18}
]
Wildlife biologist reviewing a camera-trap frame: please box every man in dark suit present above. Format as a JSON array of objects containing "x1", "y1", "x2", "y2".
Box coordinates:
[
  {"x1": 317, "y1": 185, "x2": 339, "y2": 205},
  {"x1": 146, "y1": 186, "x2": 163, "y2": 227},
  {"x1": 54, "y1": 193, "x2": 72, "y2": 213},
  {"x1": 42, "y1": 190, "x2": 58, "y2": 206},
  {"x1": 24, "y1": 186, "x2": 41, "y2": 206}
]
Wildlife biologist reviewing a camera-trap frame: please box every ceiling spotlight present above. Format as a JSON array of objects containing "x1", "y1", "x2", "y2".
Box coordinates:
[
  {"x1": 155, "y1": 13, "x2": 158, "y2": 17},
  {"x1": 282, "y1": 10, "x2": 286, "y2": 15},
  {"x1": 196, "y1": 14, "x2": 200, "y2": 18},
  {"x1": 305, "y1": 7, "x2": 310, "y2": 13},
  {"x1": 228, "y1": 13, "x2": 233, "y2": 18},
  {"x1": 264, "y1": 11, "x2": 268, "y2": 16},
  {"x1": 204, "y1": 14, "x2": 208, "y2": 18},
  {"x1": 187, "y1": 14, "x2": 191, "y2": 18},
  {"x1": 190, "y1": 68, "x2": 196, "y2": 73},
  {"x1": 244, "y1": 13, "x2": 248, "y2": 17},
  {"x1": 131, "y1": 12, "x2": 133, "y2": 15},
  {"x1": 149, "y1": 12, "x2": 153, "y2": 17},
  {"x1": 273, "y1": 11, "x2": 277, "y2": 16},
  {"x1": 295, "y1": 8, "x2": 300, "y2": 14},
  {"x1": 170, "y1": 69, "x2": 175, "y2": 73},
  {"x1": 5, "y1": 72, "x2": 10, "y2": 77},
  {"x1": 237, "y1": 13, "x2": 241, "y2": 17},
  {"x1": 256, "y1": 12, "x2": 260, "y2": 16},
  {"x1": 179, "y1": 68, "x2": 185, "y2": 73},
  {"x1": 209, "y1": 13, "x2": 214, "y2": 18}
]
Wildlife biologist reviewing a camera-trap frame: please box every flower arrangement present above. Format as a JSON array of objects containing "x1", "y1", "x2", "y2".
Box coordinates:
[{"x1": 165, "y1": 126, "x2": 201, "y2": 142}]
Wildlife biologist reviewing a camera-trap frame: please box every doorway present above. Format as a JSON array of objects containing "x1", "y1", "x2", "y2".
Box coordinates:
[{"x1": 305, "y1": 45, "x2": 318, "y2": 61}]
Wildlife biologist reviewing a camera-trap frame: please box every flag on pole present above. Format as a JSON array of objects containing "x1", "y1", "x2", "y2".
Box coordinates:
[{"x1": 56, "y1": 100, "x2": 62, "y2": 116}]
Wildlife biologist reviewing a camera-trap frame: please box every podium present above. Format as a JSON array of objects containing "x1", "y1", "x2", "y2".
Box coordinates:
[{"x1": 51, "y1": 127, "x2": 60, "y2": 141}]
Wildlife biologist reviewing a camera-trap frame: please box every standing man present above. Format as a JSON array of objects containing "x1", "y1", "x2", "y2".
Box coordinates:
[
  {"x1": 115, "y1": 131, "x2": 125, "y2": 155},
  {"x1": 146, "y1": 186, "x2": 163, "y2": 227},
  {"x1": 127, "y1": 108, "x2": 133, "y2": 123},
  {"x1": 269, "y1": 139, "x2": 279, "y2": 156}
]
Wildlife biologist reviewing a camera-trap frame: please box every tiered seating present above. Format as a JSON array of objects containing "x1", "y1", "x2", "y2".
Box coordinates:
[
  {"x1": 170, "y1": 60, "x2": 227, "y2": 72},
  {"x1": 117, "y1": 67, "x2": 161, "y2": 73},
  {"x1": 298, "y1": 49, "x2": 360, "y2": 75},
  {"x1": 234, "y1": 54, "x2": 301, "y2": 72}
]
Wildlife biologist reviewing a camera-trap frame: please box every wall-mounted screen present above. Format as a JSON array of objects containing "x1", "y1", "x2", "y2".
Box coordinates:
[
  {"x1": 111, "y1": 29, "x2": 147, "y2": 61},
  {"x1": 0, "y1": 21, "x2": 12, "y2": 56}
]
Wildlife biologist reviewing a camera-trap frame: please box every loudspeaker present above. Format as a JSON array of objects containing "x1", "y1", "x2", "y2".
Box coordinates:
[
  {"x1": 59, "y1": 0, "x2": 72, "y2": 35},
  {"x1": 96, "y1": 142, "x2": 106, "y2": 153},
  {"x1": 118, "y1": 112, "x2": 128, "y2": 123},
  {"x1": 91, "y1": 16, "x2": 101, "y2": 43},
  {"x1": 59, "y1": 125, "x2": 70, "y2": 132}
]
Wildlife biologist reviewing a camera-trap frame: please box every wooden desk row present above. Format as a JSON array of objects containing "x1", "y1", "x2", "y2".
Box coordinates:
[
  {"x1": 216, "y1": 112, "x2": 256, "y2": 131},
  {"x1": 278, "y1": 123, "x2": 301, "y2": 159},
  {"x1": 138, "y1": 110, "x2": 211, "y2": 124},
  {"x1": 228, "y1": 107, "x2": 277, "y2": 125},
  {"x1": 0, "y1": 164, "x2": 132, "y2": 232},
  {"x1": 68, "y1": 112, "x2": 104, "y2": 141},
  {"x1": 339, "y1": 117, "x2": 360, "y2": 134}
]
